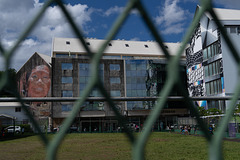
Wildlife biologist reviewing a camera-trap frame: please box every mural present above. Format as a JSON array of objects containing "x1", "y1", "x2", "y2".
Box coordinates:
[
  {"x1": 19, "y1": 65, "x2": 51, "y2": 98},
  {"x1": 16, "y1": 52, "x2": 52, "y2": 131},
  {"x1": 186, "y1": 13, "x2": 224, "y2": 109},
  {"x1": 186, "y1": 22, "x2": 206, "y2": 107}
]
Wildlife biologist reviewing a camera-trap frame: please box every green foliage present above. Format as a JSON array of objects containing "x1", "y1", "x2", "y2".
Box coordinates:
[
  {"x1": 198, "y1": 107, "x2": 207, "y2": 116},
  {"x1": 0, "y1": 68, "x2": 17, "y2": 97},
  {"x1": 234, "y1": 103, "x2": 240, "y2": 113},
  {"x1": 207, "y1": 108, "x2": 222, "y2": 115},
  {"x1": 19, "y1": 124, "x2": 33, "y2": 133},
  {"x1": 198, "y1": 107, "x2": 222, "y2": 116}
]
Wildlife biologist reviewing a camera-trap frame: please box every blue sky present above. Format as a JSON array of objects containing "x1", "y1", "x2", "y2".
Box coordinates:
[{"x1": 0, "y1": 0, "x2": 240, "y2": 70}]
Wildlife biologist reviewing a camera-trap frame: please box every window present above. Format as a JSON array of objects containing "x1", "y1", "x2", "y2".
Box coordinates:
[
  {"x1": 62, "y1": 104, "x2": 73, "y2": 112},
  {"x1": 62, "y1": 77, "x2": 73, "y2": 83},
  {"x1": 144, "y1": 45, "x2": 148, "y2": 48},
  {"x1": 62, "y1": 90, "x2": 73, "y2": 97},
  {"x1": 209, "y1": 63, "x2": 213, "y2": 76},
  {"x1": 230, "y1": 27, "x2": 237, "y2": 33},
  {"x1": 237, "y1": 27, "x2": 240, "y2": 34},
  {"x1": 125, "y1": 44, "x2": 129, "y2": 47},
  {"x1": 61, "y1": 63, "x2": 73, "y2": 70},
  {"x1": 86, "y1": 42, "x2": 90, "y2": 45},
  {"x1": 204, "y1": 66, "x2": 209, "y2": 77},
  {"x1": 205, "y1": 78, "x2": 223, "y2": 95},
  {"x1": 204, "y1": 60, "x2": 221, "y2": 77},
  {"x1": 203, "y1": 42, "x2": 220, "y2": 60},
  {"x1": 108, "y1": 43, "x2": 112, "y2": 46},
  {"x1": 203, "y1": 49, "x2": 208, "y2": 60},
  {"x1": 15, "y1": 107, "x2": 21, "y2": 112},
  {"x1": 79, "y1": 63, "x2": 104, "y2": 97},
  {"x1": 66, "y1": 41, "x2": 70, "y2": 45},
  {"x1": 110, "y1": 77, "x2": 120, "y2": 84},
  {"x1": 110, "y1": 90, "x2": 121, "y2": 97},
  {"x1": 110, "y1": 64, "x2": 120, "y2": 71}
]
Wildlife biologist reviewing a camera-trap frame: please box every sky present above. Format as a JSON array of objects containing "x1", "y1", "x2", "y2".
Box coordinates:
[{"x1": 0, "y1": 0, "x2": 240, "y2": 71}]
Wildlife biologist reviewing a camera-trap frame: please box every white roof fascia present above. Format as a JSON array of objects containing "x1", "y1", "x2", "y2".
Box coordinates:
[{"x1": 52, "y1": 38, "x2": 186, "y2": 57}]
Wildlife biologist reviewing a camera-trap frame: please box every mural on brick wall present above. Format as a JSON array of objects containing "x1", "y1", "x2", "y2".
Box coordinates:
[
  {"x1": 17, "y1": 53, "x2": 52, "y2": 129},
  {"x1": 19, "y1": 65, "x2": 51, "y2": 98}
]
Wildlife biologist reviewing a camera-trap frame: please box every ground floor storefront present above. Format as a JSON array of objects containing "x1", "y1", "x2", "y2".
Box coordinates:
[{"x1": 52, "y1": 115, "x2": 196, "y2": 133}]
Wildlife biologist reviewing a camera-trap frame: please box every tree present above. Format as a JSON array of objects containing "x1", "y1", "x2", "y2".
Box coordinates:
[
  {"x1": 0, "y1": 68, "x2": 17, "y2": 97},
  {"x1": 198, "y1": 106, "x2": 207, "y2": 116},
  {"x1": 207, "y1": 108, "x2": 222, "y2": 115}
]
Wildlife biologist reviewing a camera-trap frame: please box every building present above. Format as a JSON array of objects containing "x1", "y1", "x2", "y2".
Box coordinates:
[
  {"x1": 186, "y1": 6, "x2": 240, "y2": 111},
  {"x1": 0, "y1": 102, "x2": 29, "y2": 126},
  {"x1": 16, "y1": 52, "x2": 52, "y2": 128},
  {"x1": 51, "y1": 38, "x2": 188, "y2": 132}
]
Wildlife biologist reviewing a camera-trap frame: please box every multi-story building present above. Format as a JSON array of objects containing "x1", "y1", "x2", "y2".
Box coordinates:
[
  {"x1": 186, "y1": 6, "x2": 240, "y2": 111},
  {"x1": 16, "y1": 38, "x2": 189, "y2": 132},
  {"x1": 51, "y1": 38, "x2": 188, "y2": 132}
]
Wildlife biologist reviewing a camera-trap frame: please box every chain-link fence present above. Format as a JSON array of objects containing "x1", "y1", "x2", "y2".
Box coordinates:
[{"x1": 1, "y1": 0, "x2": 240, "y2": 159}]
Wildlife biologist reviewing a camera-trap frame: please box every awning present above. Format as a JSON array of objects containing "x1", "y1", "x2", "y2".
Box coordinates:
[{"x1": 0, "y1": 114, "x2": 17, "y2": 120}]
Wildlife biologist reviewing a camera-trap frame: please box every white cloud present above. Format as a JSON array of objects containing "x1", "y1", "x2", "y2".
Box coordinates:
[
  {"x1": 155, "y1": 0, "x2": 190, "y2": 35},
  {"x1": 104, "y1": 6, "x2": 124, "y2": 16},
  {"x1": 0, "y1": 0, "x2": 92, "y2": 70},
  {"x1": 129, "y1": 37, "x2": 140, "y2": 41}
]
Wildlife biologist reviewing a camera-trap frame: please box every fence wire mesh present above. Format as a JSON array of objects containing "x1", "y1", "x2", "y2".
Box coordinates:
[{"x1": 0, "y1": 0, "x2": 240, "y2": 160}]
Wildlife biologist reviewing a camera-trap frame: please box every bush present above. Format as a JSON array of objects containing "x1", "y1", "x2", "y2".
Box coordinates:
[{"x1": 19, "y1": 124, "x2": 33, "y2": 133}]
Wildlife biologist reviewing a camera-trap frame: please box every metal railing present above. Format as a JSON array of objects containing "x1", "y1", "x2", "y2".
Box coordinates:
[{"x1": 1, "y1": 0, "x2": 240, "y2": 159}]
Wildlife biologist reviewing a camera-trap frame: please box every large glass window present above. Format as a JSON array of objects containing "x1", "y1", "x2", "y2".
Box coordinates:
[
  {"x1": 205, "y1": 66, "x2": 209, "y2": 77},
  {"x1": 79, "y1": 63, "x2": 104, "y2": 97},
  {"x1": 110, "y1": 77, "x2": 120, "y2": 84},
  {"x1": 62, "y1": 77, "x2": 73, "y2": 83},
  {"x1": 110, "y1": 64, "x2": 120, "y2": 71},
  {"x1": 126, "y1": 60, "x2": 147, "y2": 98},
  {"x1": 203, "y1": 42, "x2": 220, "y2": 60},
  {"x1": 62, "y1": 63, "x2": 73, "y2": 70},
  {"x1": 204, "y1": 60, "x2": 221, "y2": 77},
  {"x1": 62, "y1": 90, "x2": 73, "y2": 97},
  {"x1": 110, "y1": 90, "x2": 121, "y2": 97},
  {"x1": 203, "y1": 49, "x2": 208, "y2": 60},
  {"x1": 205, "y1": 78, "x2": 223, "y2": 95},
  {"x1": 62, "y1": 104, "x2": 73, "y2": 112},
  {"x1": 126, "y1": 60, "x2": 148, "y2": 110}
]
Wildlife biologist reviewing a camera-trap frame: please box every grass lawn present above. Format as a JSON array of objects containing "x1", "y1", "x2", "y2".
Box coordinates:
[{"x1": 0, "y1": 132, "x2": 240, "y2": 160}]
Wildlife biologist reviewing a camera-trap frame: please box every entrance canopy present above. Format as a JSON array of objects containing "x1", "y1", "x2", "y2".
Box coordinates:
[{"x1": 0, "y1": 114, "x2": 16, "y2": 120}]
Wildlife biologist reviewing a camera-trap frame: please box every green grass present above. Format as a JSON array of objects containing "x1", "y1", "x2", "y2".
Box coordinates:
[{"x1": 0, "y1": 132, "x2": 240, "y2": 160}]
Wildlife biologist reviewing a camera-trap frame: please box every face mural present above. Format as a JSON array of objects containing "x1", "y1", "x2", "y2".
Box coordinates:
[{"x1": 27, "y1": 65, "x2": 51, "y2": 97}]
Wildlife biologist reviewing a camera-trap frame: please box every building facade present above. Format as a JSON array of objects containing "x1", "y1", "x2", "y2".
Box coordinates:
[
  {"x1": 186, "y1": 6, "x2": 240, "y2": 111},
  {"x1": 51, "y1": 38, "x2": 188, "y2": 132},
  {"x1": 16, "y1": 52, "x2": 52, "y2": 129}
]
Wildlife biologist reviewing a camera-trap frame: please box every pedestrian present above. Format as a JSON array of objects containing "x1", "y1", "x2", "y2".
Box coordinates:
[
  {"x1": 184, "y1": 125, "x2": 188, "y2": 135},
  {"x1": 188, "y1": 125, "x2": 191, "y2": 135},
  {"x1": 21, "y1": 127, "x2": 24, "y2": 135},
  {"x1": 209, "y1": 125, "x2": 214, "y2": 135},
  {"x1": 193, "y1": 125, "x2": 197, "y2": 135}
]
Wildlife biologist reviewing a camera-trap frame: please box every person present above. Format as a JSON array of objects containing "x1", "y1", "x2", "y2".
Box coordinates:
[
  {"x1": 193, "y1": 125, "x2": 197, "y2": 135},
  {"x1": 27, "y1": 65, "x2": 51, "y2": 97},
  {"x1": 209, "y1": 125, "x2": 214, "y2": 135},
  {"x1": 184, "y1": 125, "x2": 189, "y2": 135},
  {"x1": 188, "y1": 125, "x2": 191, "y2": 135},
  {"x1": 21, "y1": 127, "x2": 24, "y2": 135}
]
